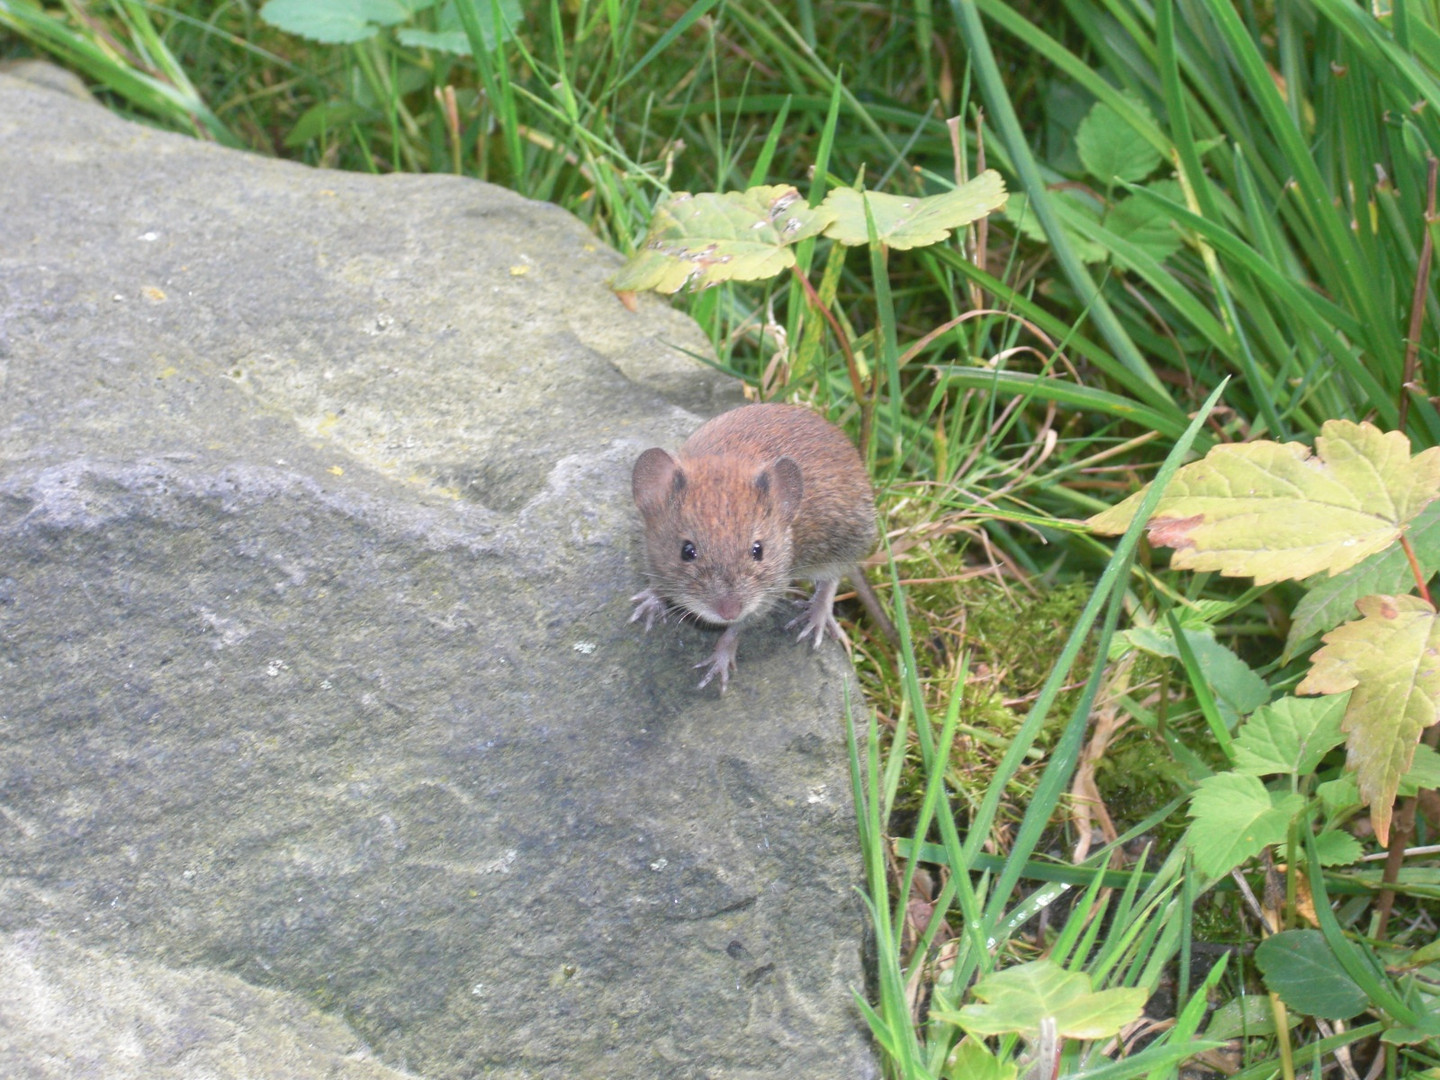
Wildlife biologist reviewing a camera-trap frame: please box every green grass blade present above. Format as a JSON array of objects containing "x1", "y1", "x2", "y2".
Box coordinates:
[
  {"x1": 612, "y1": 0, "x2": 723, "y2": 90},
  {"x1": 0, "y1": 1, "x2": 237, "y2": 144},
  {"x1": 951, "y1": 0, "x2": 1173, "y2": 407},
  {"x1": 969, "y1": 382, "x2": 1228, "y2": 938}
]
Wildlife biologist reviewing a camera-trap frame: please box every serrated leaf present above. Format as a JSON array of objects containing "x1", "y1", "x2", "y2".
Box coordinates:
[
  {"x1": 1286, "y1": 499, "x2": 1440, "y2": 660},
  {"x1": 1088, "y1": 420, "x2": 1440, "y2": 584},
  {"x1": 1402, "y1": 743, "x2": 1440, "y2": 794},
  {"x1": 820, "y1": 170, "x2": 1008, "y2": 249},
  {"x1": 1254, "y1": 930, "x2": 1369, "y2": 1019},
  {"x1": 1307, "y1": 829, "x2": 1364, "y2": 867},
  {"x1": 260, "y1": 0, "x2": 421, "y2": 43},
  {"x1": 1297, "y1": 594, "x2": 1439, "y2": 845},
  {"x1": 610, "y1": 185, "x2": 835, "y2": 294},
  {"x1": 1231, "y1": 695, "x2": 1347, "y2": 777},
  {"x1": 1006, "y1": 190, "x2": 1108, "y2": 263},
  {"x1": 1104, "y1": 179, "x2": 1184, "y2": 264},
  {"x1": 1076, "y1": 94, "x2": 1163, "y2": 185},
  {"x1": 1187, "y1": 773, "x2": 1304, "y2": 877},
  {"x1": 943, "y1": 1038, "x2": 1017, "y2": 1080},
  {"x1": 944, "y1": 959, "x2": 1147, "y2": 1041}
]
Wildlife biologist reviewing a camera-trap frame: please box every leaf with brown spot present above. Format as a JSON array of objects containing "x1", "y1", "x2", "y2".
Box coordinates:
[
  {"x1": 1146, "y1": 514, "x2": 1203, "y2": 550},
  {"x1": 1297, "y1": 594, "x2": 1440, "y2": 845},
  {"x1": 1088, "y1": 421, "x2": 1440, "y2": 585}
]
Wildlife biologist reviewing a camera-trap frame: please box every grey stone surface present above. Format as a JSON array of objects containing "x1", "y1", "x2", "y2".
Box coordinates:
[
  {"x1": 0, "y1": 930, "x2": 420, "y2": 1080},
  {"x1": 0, "y1": 68, "x2": 876, "y2": 1079}
]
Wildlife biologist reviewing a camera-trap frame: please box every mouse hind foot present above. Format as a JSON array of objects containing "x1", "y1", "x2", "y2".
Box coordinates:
[{"x1": 786, "y1": 576, "x2": 843, "y2": 648}]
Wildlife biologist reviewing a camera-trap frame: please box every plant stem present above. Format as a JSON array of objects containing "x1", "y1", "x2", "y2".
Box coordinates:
[
  {"x1": 1399, "y1": 155, "x2": 1438, "y2": 434},
  {"x1": 1401, "y1": 534, "x2": 1430, "y2": 605}
]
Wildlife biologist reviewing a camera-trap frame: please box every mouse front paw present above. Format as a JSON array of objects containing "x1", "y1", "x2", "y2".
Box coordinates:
[
  {"x1": 629, "y1": 588, "x2": 669, "y2": 632},
  {"x1": 694, "y1": 625, "x2": 740, "y2": 692}
]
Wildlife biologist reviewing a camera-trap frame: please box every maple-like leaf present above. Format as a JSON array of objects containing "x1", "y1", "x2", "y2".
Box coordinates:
[
  {"x1": 610, "y1": 185, "x2": 836, "y2": 293},
  {"x1": 1296, "y1": 594, "x2": 1440, "y2": 845},
  {"x1": 1284, "y1": 499, "x2": 1440, "y2": 659},
  {"x1": 1088, "y1": 420, "x2": 1440, "y2": 585},
  {"x1": 820, "y1": 170, "x2": 1008, "y2": 249}
]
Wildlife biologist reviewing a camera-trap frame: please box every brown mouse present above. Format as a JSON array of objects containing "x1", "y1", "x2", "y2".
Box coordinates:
[{"x1": 630, "y1": 402, "x2": 877, "y2": 691}]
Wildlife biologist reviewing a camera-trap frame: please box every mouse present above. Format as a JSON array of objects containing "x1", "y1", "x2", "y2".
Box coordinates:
[{"x1": 630, "y1": 402, "x2": 877, "y2": 691}]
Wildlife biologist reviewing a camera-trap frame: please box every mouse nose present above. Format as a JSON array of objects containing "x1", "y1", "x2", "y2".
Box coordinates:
[{"x1": 712, "y1": 595, "x2": 744, "y2": 622}]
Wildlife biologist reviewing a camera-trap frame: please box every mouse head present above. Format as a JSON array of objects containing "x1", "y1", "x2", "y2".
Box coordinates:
[{"x1": 632, "y1": 448, "x2": 803, "y2": 625}]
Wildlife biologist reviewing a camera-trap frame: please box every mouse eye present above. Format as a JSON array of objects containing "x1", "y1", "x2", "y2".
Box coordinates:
[
  {"x1": 750, "y1": 540, "x2": 764, "y2": 561},
  {"x1": 681, "y1": 540, "x2": 698, "y2": 562}
]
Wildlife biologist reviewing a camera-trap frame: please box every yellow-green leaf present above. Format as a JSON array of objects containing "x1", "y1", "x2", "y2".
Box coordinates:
[
  {"x1": 939, "y1": 959, "x2": 1147, "y2": 1041},
  {"x1": 943, "y1": 1039, "x2": 1017, "y2": 1080},
  {"x1": 1088, "y1": 420, "x2": 1440, "y2": 584},
  {"x1": 610, "y1": 185, "x2": 836, "y2": 294},
  {"x1": 1297, "y1": 594, "x2": 1440, "y2": 845},
  {"x1": 820, "y1": 170, "x2": 1008, "y2": 250}
]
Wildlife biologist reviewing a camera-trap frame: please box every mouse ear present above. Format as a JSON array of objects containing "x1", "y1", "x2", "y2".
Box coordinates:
[
  {"x1": 633, "y1": 448, "x2": 684, "y2": 515},
  {"x1": 766, "y1": 455, "x2": 804, "y2": 525}
]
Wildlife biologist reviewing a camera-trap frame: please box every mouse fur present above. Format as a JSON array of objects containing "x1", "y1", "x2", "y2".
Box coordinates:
[{"x1": 630, "y1": 403, "x2": 876, "y2": 691}]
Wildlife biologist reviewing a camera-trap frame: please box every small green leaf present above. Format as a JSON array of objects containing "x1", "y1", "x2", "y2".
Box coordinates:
[
  {"x1": 1305, "y1": 829, "x2": 1363, "y2": 867},
  {"x1": 1204, "y1": 994, "x2": 1292, "y2": 1039},
  {"x1": 1400, "y1": 743, "x2": 1440, "y2": 795},
  {"x1": 1075, "y1": 93, "x2": 1163, "y2": 185},
  {"x1": 1121, "y1": 625, "x2": 1267, "y2": 727},
  {"x1": 1332, "y1": 746, "x2": 1440, "y2": 833},
  {"x1": 1381, "y1": 1024, "x2": 1440, "y2": 1046},
  {"x1": 1297, "y1": 594, "x2": 1440, "y2": 845},
  {"x1": 944, "y1": 959, "x2": 1147, "y2": 1041},
  {"x1": 260, "y1": 0, "x2": 422, "y2": 43},
  {"x1": 610, "y1": 185, "x2": 836, "y2": 294},
  {"x1": 1317, "y1": 774, "x2": 1360, "y2": 817},
  {"x1": 1006, "y1": 190, "x2": 1107, "y2": 263},
  {"x1": 1401, "y1": 938, "x2": 1440, "y2": 969},
  {"x1": 1104, "y1": 180, "x2": 1184, "y2": 264},
  {"x1": 1254, "y1": 930, "x2": 1369, "y2": 1020},
  {"x1": 943, "y1": 1038, "x2": 1017, "y2": 1080},
  {"x1": 1231, "y1": 695, "x2": 1347, "y2": 777},
  {"x1": 820, "y1": 170, "x2": 1008, "y2": 249},
  {"x1": 283, "y1": 100, "x2": 370, "y2": 148},
  {"x1": 1187, "y1": 773, "x2": 1304, "y2": 877}
]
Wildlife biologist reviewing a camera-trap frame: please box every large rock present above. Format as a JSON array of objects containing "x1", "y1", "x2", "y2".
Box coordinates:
[
  {"x1": 0, "y1": 930, "x2": 420, "y2": 1080},
  {"x1": 0, "y1": 68, "x2": 876, "y2": 1079}
]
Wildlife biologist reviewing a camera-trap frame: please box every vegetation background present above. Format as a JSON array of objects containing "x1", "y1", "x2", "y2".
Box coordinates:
[{"x1": 3, "y1": 0, "x2": 1438, "y2": 1077}]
